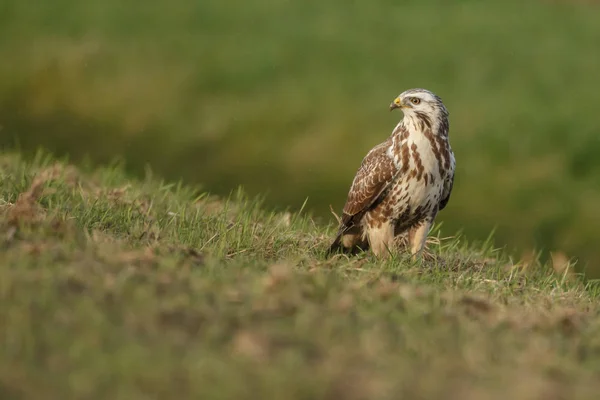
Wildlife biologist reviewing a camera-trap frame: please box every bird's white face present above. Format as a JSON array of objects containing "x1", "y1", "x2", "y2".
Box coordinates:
[{"x1": 389, "y1": 89, "x2": 447, "y2": 120}]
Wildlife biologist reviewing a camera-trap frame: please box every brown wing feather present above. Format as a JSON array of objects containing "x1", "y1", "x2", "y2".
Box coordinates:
[
  {"x1": 340, "y1": 139, "x2": 398, "y2": 228},
  {"x1": 439, "y1": 152, "x2": 455, "y2": 211},
  {"x1": 439, "y1": 172, "x2": 454, "y2": 211}
]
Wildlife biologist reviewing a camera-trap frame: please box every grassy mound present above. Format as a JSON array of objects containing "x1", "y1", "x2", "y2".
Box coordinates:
[{"x1": 1, "y1": 152, "x2": 599, "y2": 399}]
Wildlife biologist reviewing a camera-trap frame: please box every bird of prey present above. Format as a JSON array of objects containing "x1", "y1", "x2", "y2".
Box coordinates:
[{"x1": 328, "y1": 88, "x2": 455, "y2": 259}]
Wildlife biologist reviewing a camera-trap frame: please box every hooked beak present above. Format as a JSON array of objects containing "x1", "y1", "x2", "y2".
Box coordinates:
[{"x1": 389, "y1": 97, "x2": 403, "y2": 111}]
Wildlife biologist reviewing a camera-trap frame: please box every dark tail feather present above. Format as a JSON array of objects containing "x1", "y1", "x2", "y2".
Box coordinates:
[{"x1": 327, "y1": 232, "x2": 344, "y2": 257}]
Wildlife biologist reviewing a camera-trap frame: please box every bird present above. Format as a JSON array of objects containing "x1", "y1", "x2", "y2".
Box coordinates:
[{"x1": 328, "y1": 88, "x2": 455, "y2": 259}]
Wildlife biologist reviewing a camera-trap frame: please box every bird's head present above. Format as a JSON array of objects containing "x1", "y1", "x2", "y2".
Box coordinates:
[{"x1": 389, "y1": 88, "x2": 448, "y2": 121}]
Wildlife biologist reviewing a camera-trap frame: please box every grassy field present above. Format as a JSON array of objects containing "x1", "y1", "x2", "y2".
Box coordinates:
[
  {"x1": 1, "y1": 152, "x2": 600, "y2": 399},
  {"x1": 1, "y1": 1, "x2": 600, "y2": 272}
]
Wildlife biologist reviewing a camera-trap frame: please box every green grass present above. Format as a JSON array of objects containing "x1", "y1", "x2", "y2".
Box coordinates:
[
  {"x1": 1, "y1": 152, "x2": 600, "y2": 399},
  {"x1": 2, "y1": 0, "x2": 600, "y2": 273}
]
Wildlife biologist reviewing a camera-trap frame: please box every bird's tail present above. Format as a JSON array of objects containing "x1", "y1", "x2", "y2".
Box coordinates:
[{"x1": 327, "y1": 232, "x2": 344, "y2": 257}]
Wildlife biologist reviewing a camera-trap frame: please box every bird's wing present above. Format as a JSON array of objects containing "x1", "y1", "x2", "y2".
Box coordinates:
[
  {"x1": 439, "y1": 153, "x2": 455, "y2": 211},
  {"x1": 439, "y1": 173, "x2": 454, "y2": 211},
  {"x1": 340, "y1": 138, "x2": 400, "y2": 228}
]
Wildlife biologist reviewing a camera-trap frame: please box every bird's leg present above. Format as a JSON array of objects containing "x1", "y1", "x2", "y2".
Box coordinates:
[
  {"x1": 408, "y1": 218, "x2": 433, "y2": 260},
  {"x1": 367, "y1": 221, "x2": 395, "y2": 258}
]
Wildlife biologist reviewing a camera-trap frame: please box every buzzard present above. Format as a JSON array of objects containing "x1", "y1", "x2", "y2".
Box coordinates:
[{"x1": 328, "y1": 88, "x2": 455, "y2": 259}]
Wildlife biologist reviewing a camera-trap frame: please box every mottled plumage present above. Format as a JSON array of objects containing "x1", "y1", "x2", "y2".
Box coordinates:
[{"x1": 328, "y1": 88, "x2": 455, "y2": 259}]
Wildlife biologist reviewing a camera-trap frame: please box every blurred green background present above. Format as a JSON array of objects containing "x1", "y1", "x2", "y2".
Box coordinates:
[{"x1": 1, "y1": 0, "x2": 600, "y2": 274}]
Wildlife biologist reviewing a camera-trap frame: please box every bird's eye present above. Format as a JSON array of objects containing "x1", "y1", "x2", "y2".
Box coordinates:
[{"x1": 410, "y1": 98, "x2": 421, "y2": 105}]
